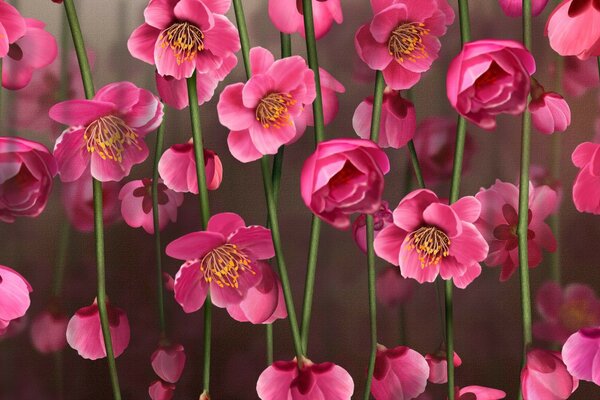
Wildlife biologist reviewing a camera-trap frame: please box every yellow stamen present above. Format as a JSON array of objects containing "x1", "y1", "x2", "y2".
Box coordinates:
[
  {"x1": 200, "y1": 244, "x2": 255, "y2": 289},
  {"x1": 159, "y1": 22, "x2": 205, "y2": 65},
  {"x1": 255, "y1": 92, "x2": 296, "y2": 129},
  {"x1": 388, "y1": 22, "x2": 430, "y2": 63},
  {"x1": 406, "y1": 226, "x2": 450, "y2": 268},
  {"x1": 83, "y1": 115, "x2": 140, "y2": 163}
]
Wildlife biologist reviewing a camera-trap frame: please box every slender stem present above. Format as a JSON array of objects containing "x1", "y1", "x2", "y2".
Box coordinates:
[
  {"x1": 53, "y1": 351, "x2": 64, "y2": 400},
  {"x1": 232, "y1": 0, "x2": 251, "y2": 80},
  {"x1": 300, "y1": 216, "x2": 321, "y2": 353},
  {"x1": 407, "y1": 142, "x2": 425, "y2": 188},
  {"x1": 52, "y1": 224, "x2": 71, "y2": 297},
  {"x1": 202, "y1": 298, "x2": 212, "y2": 394},
  {"x1": 280, "y1": 33, "x2": 292, "y2": 59},
  {"x1": 58, "y1": 10, "x2": 70, "y2": 102},
  {"x1": 63, "y1": 0, "x2": 94, "y2": 99},
  {"x1": 266, "y1": 324, "x2": 274, "y2": 365}
]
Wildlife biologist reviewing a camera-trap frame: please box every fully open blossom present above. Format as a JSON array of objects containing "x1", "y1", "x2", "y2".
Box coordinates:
[
  {"x1": 268, "y1": 0, "x2": 343, "y2": 39},
  {"x1": 562, "y1": 327, "x2": 600, "y2": 384},
  {"x1": 50, "y1": 81, "x2": 163, "y2": 182},
  {"x1": 299, "y1": 68, "x2": 345, "y2": 127},
  {"x1": 301, "y1": 138, "x2": 390, "y2": 230},
  {"x1": 546, "y1": 0, "x2": 600, "y2": 60},
  {"x1": 149, "y1": 380, "x2": 175, "y2": 400},
  {"x1": 562, "y1": 56, "x2": 599, "y2": 96},
  {"x1": 475, "y1": 180, "x2": 557, "y2": 281},
  {"x1": 119, "y1": 178, "x2": 183, "y2": 234},
  {"x1": 218, "y1": 46, "x2": 315, "y2": 162},
  {"x1": 166, "y1": 213, "x2": 285, "y2": 324},
  {"x1": 375, "y1": 189, "x2": 488, "y2": 288},
  {"x1": 0, "y1": 1, "x2": 26, "y2": 59},
  {"x1": 0, "y1": 265, "x2": 32, "y2": 335},
  {"x1": 425, "y1": 351, "x2": 462, "y2": 384},
  {"x1": 128, "y1": 0, "x2": 240, "y2": 80},
  {"x1": 371, "y1": 344, "x2": 429, "y2": 400},
  {"x1": 529, "y1": 80, "x2": 571, "y2": 134},
  {"x1": 66, "y1": 299, "x2": 130, "y2": 360},
  {"x1": 498, "y1": 0, "x2": 549, "y2": 16},
  {"x1": 158, "y1": 141, "x2": 223, "y2": 193},
  {"x1": 151, "y1": 343, "x2": 186, "y2": 383},
  {"x1": 456, "y1": 386, "x2": 506, "y2": 399},
  {"x1": 353, "y1": 201, "x2": 393, "y2": 253},
  {"x1": 447, "y1": 40, "x2": 536, "y2": 130},
  {"x1": 30, "y1": 309, "x2": 68, "y2": 353},
  {"x1": 353, "y1": 88, "x2": 416, "y2": 149},
  {"x1": 257, "y1": 358, "x2": 354, "y2": 399},
  {"x1": 521, "y1": 349, "x2": 578, "y2": 400},
  {"x1": 572, "y1": 142, "x2": 600, "y2": 214},
  {"x1": 376, "y1": 267, "x2": 415, "y2": 307},
  {"x1": 355, "y1": 0, "x2": 454, "y2": 90},
  {"x1": 0, "y1": 137, "x2": 57, "y2": 222}
]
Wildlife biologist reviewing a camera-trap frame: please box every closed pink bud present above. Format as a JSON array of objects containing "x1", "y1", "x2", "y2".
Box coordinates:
[
  {"x1": 498, "y1": 0, "x2": 549, "y2": 17},
  {"x1": 529, "y1": 92, "x2": 571, "y2": 134},
  {"x1": 151, "y1": 344, "x2": 186, "y2": 384},
  {"x1": 425, "y1": 351, "x2": 462, "y2": 384},
  {"x1": 30, "y1": 310, "x2": 68, "y2": 354},
  {"x1": 521, "y1": 349, "x2": 578, "y2": 400},
  {"x1": 148, "y1": 380, "x2": 175, "y2": 400}
]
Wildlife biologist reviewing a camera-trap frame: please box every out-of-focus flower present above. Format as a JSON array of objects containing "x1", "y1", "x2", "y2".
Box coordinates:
[
  {"x1": 256, "y1": 357, "x2": 354, "y2": 399},
  {"x1": 0, "y1": 136, "x2": 57, "y2": 222},
  {"x1": 376, "y1": 268, "x2": 415, "y2": 307},
  {"x1": 572, "y1": 142, "x2": 600, "y2": 214},
  {"x1": 529, "y1": 79, "x2": 571, "y2": 134},
  {"x1": 475, "y1": 180, "x2": 557, "y2": 281},
  {"x1": 218, "y1": 46, "x2": 315, "y2": 163},
  {"x1": 561, "y1": 56, "x2": 599, "y2": 96},
  {"x1": 425, "y1": 351, "x2": 462, "y2": 384},
  {"x1": 50, "y1": 81, "x2": 163, "y2": 182},
  {"x1": 0, "y1": 265, "x2": 32, "y2": 335},
  {"x1": 158, "y1": 142, "x2": 223, "y2": 193},
  {"x1": 529, "y1": 165, "x2": 562, "y2": 202},
  {"x1": 456, "y1": 386, "x2": 506, "y2": 399},
  {"x1": 30, "y1": 309, "x2": 68, "y2": 353},
  {"x1": 353, "y1": 88, "x2": 416, "y2": 149},
  {"x1": 521, "y1": 349, "x2": 578, "y2": 400},
  {"x1": 149, "y1": 380, "x2": 175, "y2": 400},
  {"x1": 353, "y1": 201, "x2": 393, "y2": 253},
  {"x1": 299, "y1": 68, "x2": 345, "y2": 127},
  {"x1": 498, "y1": 0, "x2": 549, "y2": 16},
  {"x1": 447, "y1": 40, "x2": 535, "y2": 130},
  {"x1": 301, "y1": 138, "x2": 390, "y2": 230},
  {"x1": 374, "y1": 189, "x2": 488, "y2": 288},
  {"x1": 151, "y1": 343, "x2": 186, "y2": 383},
  {"x1": 371, "y1": 344, "x2": 429, "y2": 400},
  {"x1": 562, "y1": 327, "x2": 600, "y2": 385},
  {"x1": 268, "y1": 0, "x2": 343, "y2": 39},
  {"x1": 546, "y1": 0, "x2": 600, "y2": 60},
  {"x1": 0, "y1": 1, "x2": 26, "y2": 59},
  {"x1": 355, "y1": 0, "x2": 454, "y2": 90}
]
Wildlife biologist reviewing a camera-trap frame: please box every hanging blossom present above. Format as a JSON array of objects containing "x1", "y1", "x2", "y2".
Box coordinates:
[
  {"x1": 49, "y1": 81, "x2": 163, "y2": 182},
  {"x1": 455, "y1": 386, "x2": 506, "y2": 399},
  {"x1": 151, "y1": 343, "x2": 186, "y2": 384},
  {"x1": 268, "y1": 0, "x2": 343, "y2": 39},
  {"x1": 571, "y1": 141, "x2": 600, "y2": 214},
  {"x1": 297, "y1": 67, "x2": 345, "y2": 127},
  {"x1": 371, "y1": 344, "x2": 429, "y2": 400},
  {"x1": 374, "y1": 189, "x2": 488, "y2": 288},
  {"x1": 29, "y1": 309, "x2": 68, "y2": 354},
  {"x1": 425, "y1": 351, "x2": 462, "y2": 384},
  {"x1": 354, "y1": 0, "x2": 454, "y2": 90},
  {"x1": 521, "y1": 348, "x2": 579, "y2": 400},
  {"x1": 546, "y1": 0, "x2": 600, "y2": 60},
  {"x1": 562, "y1": 327, "x2": 600, "y2": 385},
  {"x1": 353, "y1": 201, "x2": 394, "y2": 253},
  {"x1": 528, "y1": 78, "x2": 571, "y2": 134},
  {"x1": 0, "y1": 265, "x2": 32, "y2": 336},
  {"x1": 217, "y1": 46, "x2": 315, "y2": 163},
  {"x1": 149, "y1": 380, "x2": 175, "y2": 400},
  {"x1": 498, "y1": 0, "x2": 550, "y2": 16}
]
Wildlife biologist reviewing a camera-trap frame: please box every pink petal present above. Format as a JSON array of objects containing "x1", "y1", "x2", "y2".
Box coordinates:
[
  {"x1": 217, "y1": 83, "x2": 256, "y2": 130},
  {"x1": 127, "y1": 23, "x2": 160, "y2": 65},
  {"x1": 227, "y1": 130, "x2": 262, "y2": 163},
  {"x1": 207, "y1": 212, "x2": 246, "y2": 237},
  {"x1": 173, "y1": 260, "x2": 209, "y2": 313},
  {"x1": 166, "y1": 231, "x2": 225, "y2": 260},
  {"x1": 49, "y1": 100, "x2": 115, "y2": 127},
  {"x1": 229, "y1": 226, "x2": 275, "y2": 260}
]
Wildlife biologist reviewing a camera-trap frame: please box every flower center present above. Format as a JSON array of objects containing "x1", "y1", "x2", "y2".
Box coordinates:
[
  {"x1": 255, "y1": 92, "x2": 296, "y2": 129},
  {"x1": 84, "y1": 115, "x2": 140, "y2": 163},
  {"x1": 407, "y1": 226, "x2": 450, "y2": 268},
  {"x1": 160, "y1": 22, "x2": 205, "y2": 65},
  {"x1": 200, "y1": 244, "x2": 255, "y2": 288},
  {"x1": 388, "y1": 22, "x2": 430, "y2": 63},
  {"x1": 559, "y1": 300, "x2": 600, "y2": 332}
]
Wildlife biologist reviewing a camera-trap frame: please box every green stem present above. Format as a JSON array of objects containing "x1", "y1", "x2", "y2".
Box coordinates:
[
  {"x1": 300, "y1": 216, "x2": 321, "y2": 353},
  {"x1": 280, "y1": 33, "x2": 292, "y2": 59},
  {"x1": 407, "y1": 141, "x2": 425, "y2": 188},
  {"x1": 232, "y1": 0, "x2": 251, "y2": 80},
  {"x1": 58, "y1": 10, "x2": 70, "y2": 102},
  {"x1": 63, "y1": 0, "x2": 94, "y2": 99},
  {"x1": 266, "y1": 324, "x2": 274, "y2": 365}
]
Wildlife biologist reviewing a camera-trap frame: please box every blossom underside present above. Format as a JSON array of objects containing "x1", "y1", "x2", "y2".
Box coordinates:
[
  {"x1": 84, "y1": 115, "x2": 140, "y2": 163},
  {"x1": 160, "y1": 22, "x2": 205, "y2": 65},
  {"x1": 407, "y1": 226, "x2": 450, "y2": 268},
  {"x1": 388, "y1": 23, "x2": 430, "y2": 63},
  {"x1": 255, "y1": 92, "x2": 296, "y2": 128},
  {"x1": 200, "y1": 244, "x2": 255, "y2": 288}
]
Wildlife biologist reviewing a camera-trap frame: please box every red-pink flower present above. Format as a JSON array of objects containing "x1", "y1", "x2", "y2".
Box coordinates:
[
  {"x1": 425, "y1": 351, "x2": 462, "y2": 384},
  {"x1": 528, "y1": 82, "x2": 571, "y2": 135},
  {"x1": 29, "y1": 310, "x2": 68, "y2": 353},
  {"x1": 376, "y1": 268, "x2": 415, "y2": 307},
  {"x1": 546, "y1": 0, "x2": 600, "y2": 60},
  {"x1": 0, "y1": 137, "x2": 57, "y2": 222},
  {"x1": 562, "y1": 56, "x2": 599, "y2": 96},
  {"x1": 455, "y1": 386, "x2": 506, "y2": 399},
  {"x1": 562, "y1": 327, "x2": 600, "y2": 385},
  {"x1": 355, "y1": 0, "x2": 454, "y2": 90},
  {"x1": 66, "y1": 299, "x2": 130, "y2": 360},
  {"x1": 498, "y1": 0, "x2": 550, "y2": 16},
  {"x1": 268, "y1": 0, "x2": 343, "y2": 39},
  {"x1": 0, "y1": 265, "x2": 32, "y2": 335},
  {"x1": 50, "y1": 81, "x2": 163, "y2": 182},
  {"x1": 475, "y1": 180, "x2": 557, "y2": 281},
  {"x1": 371, "y1": 344, "x2": 429, "y2": 400},
  {"x1": 374, "y1": 189, "x2": 488, "y2": 288},
  {"x1": 127, "y1": 0, "x2": 240, "y2": 80},
  {"x1": 521, "y1": 349, "x2": 578, "y2": 400},
  {"x1": 447, "y1": 40, "x2": 536, "y2": 130},
  {"x1": 158, "y1": 142, "x2": 223, "y2": 193},
  {"x1": 256, "y1": 358, "x2": 354, "y2": 399},
  {"x1": 534, "y1": 281, "x2": 600, "y2": 344},
  {"x1": 217, "y1": 46, "x2": 315, "y2": 163},
  {"x1": 149, "y1": 380, "x2": 175, "y2": 400},
  {"x1": 0, "y1": 1, "x2": 26, "y2": 59},
  {"x1": 166, "y1": 212, "x2": 285, "y2": 324},
  {"x1": 301, "y1": 138, "x2": 390, "y2": 230},
  {"x1": 119, "y1": 178, "x2": 183, "y2": 234},
  {"x1": 353, "y1": 88, "x2": 416, "y2": 149},
  {"x1": 151, "y1": 343, "x2": 186, "y2": 383},
  {"x1": 353, "y1": 201, "x2": 394, "y2": 253},
  {"x1": 299, "y1": 68, "x2": 345, "y2": 127},
  {"x1": 571, "y1": 141, "x2": 600, "y2": 214}
]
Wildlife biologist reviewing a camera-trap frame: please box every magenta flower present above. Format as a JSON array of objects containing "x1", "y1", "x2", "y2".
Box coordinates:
[
  {"x1": 353, "y1": 201, "x2": 394, "y2": 253},
  {"x1": 528, "y1": 82, "x2": 571, "y2": 134},
  {"x1": 572, "y1": 142, "x2": 600, "y2": 214},
  {"x1": 475, "y1": 180, "x2": 557, "y2": 281},
  {"x1": 298, "y1": 67, "x2": 345, "y2": 127},
  {"x1": 128, "y1": 0, "x2": 240, "y2": 80},
  {"x1": 0, "y1": 1, "x2": 26, "y2": 59},
  {"x1": 0, "y1": 136, "x2": 57, "y2": 223},
  {"x1": 534, "y1": 281, "x2": 600, "y2": 344},
  {"x1": 217, "y1": 46, "x2": 315, "y2": 163},
  {"x1": 158, "y1": 141, "x2": 223, "y2": 193},
  {"x1": 376, "y1": 267, "x2": 415, "y2": 308},
  {"x1": 562, "y1": 56, "x2": 599, "y2": 96},
  {"x1": 456, "y1": 386, "x2": 506, "y2": 399},
  {"x1": 268, "y1": 0, "x2": 343, "y2": 39},
  {"x1": 562, "y1": 327, "x2": 600, "y2": 385},
  {"x1": 374, "y1": 189, "x2": 488, "y2": 288},
  {"x1": 498, "y1": 0, "x2": 550, "y2": 16},
  {"x1": 447, "y1": 40, "x2": 536, "y2": 130},
  {"x1": 425, "y1": 351, "x2": 462, "y2": 384},
  {"x1": 149, "y1": 380, "x2": 175, "y2": 400},
  {"x1": 0, "y1": 265, "x2": 32, "y2": 335},
  {"x1": 353, "y1": 88, "x2": 416, "y2": 149},
  {"x1": 546, "y1": 0, "x2": 600, "y2": 60},
  {"x1": 166, "y1": 212, "x2": 285, "y2": 324},
  {"x1": 50, "y1": 81, "x2": 163, "y2": 182},
  {"x1": 371, "y1": 344, "x2": 429, "y2": 400},
  {"x1": 256, "y1": 358, "x2": 354, "y2": 399},
  {"x1": 29, "y1": 310, "x2": 68, "y2": 354},
  {"x1": 151, "y1": 343, "x2": 186, "y2": 383},
  {"x1": 301, "y1": 138, "x2": 390, "y2": 230},
  {"x1": 119, "y1": 178, "x2": 183, "y2": 234},
  {"x1": 521, "y1": 349, "x2": 578, "y2": 400}
]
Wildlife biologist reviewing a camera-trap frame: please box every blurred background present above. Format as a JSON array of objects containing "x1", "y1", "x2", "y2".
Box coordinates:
[{"x1": 1, "y1": 0, "x2": 599, "y2": 398}]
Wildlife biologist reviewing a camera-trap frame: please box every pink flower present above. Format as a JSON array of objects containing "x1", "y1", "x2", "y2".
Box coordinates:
[
  {"x1": 534, "y1": 281, "x2": 600, "y2": 344},
  {"x1": 0, "y1": 1, "x2": 26, "y2": 59},
  {"x1": 498, "y1": 0, "x2": 550, "y2": 16},
  {"x1": 29, "y1": 310, "x2": 68, "y2": 353},
  {"x1": 562, "y1": 56, "x2": 599, "y2": 96},
  {"x1": 50, "y1": 81, "x2": 163, "y2": 182},
  {"x1": 456, "y1": 386, "x2": 506, "y2": 399},
  {"x1": 546, "y1": 0, "x2": 600, "y2": 60},
  {"x1": 217, "y1": 46, "x2": 315, "y2": 163},
  {"x1": 149, "y1": 380, "x2": 175, "y2": 400},
  {"x1": 374, "y1": 189, "x2": 488, "y2": 288},
  {"x1": 127, "y1": 0, "x2": 240, "y2": 80},
  {"x1": 151, "y1": 343, "x2": 186, "y2": 383},
  {"x1": 0, "y1": 136, "x2": 57, "y2": 222},
  {"x1": 529, "y1": 164, "x2": 562, "y2": 203},
  {"x1": 371, "y1": 344, "x2": 429, "y2": 400},
  {"x1": 0, "y1": 265, "x2": 32, "y2": 335},
  {"x1": 447, "y1": 40, "x2": 536, "y2": 130},
  {"x1": 268, "y1": 0, "x2": 343, "y2": 39},
  {"x1": 66, "y1": 299, "x2": 130, "y2": 360},
  {"x1": 353, "y1": 201, "x2": 394, "y2": 253},
  {"x1": 376, "y1": 268, "x2": 415, "y2": 307},
  {"x1": 256, "y1": 358, "x2": 354, "y2": 399},
  {"x1": 119, "y1": 178, "x2": 183, "y2": 234},
  {"x1": 425, "y1": 351, "x2": 462, "y2": 384},
  {"x1": 571, "y1": 141, "x2": 600, "y2": 214},
  {"x1": 521, "y1": 349, "x2": 578, "y2": 400},
  {"x1": 355, "y1": 0, "x2": 454, "y2": 90},
  {"x1": 475, "y1": 180, "x2": 557, "y2": 281},
  {"x1": 166, "y1": 212, "x2": 284, "y2": 324},
  {"x1": 529, "y1": 80, "x2": 571, "y2": 134},
  {"x1": 158, "y1": 141, "x2": 223, "y2": 193},
  {"x1": 353, "y1": 88, "x2": 416, "y2": 149},
  {"x1": 2, "y1": 18, "x2": 57, "y2": 90},
  {"x1": 562, "y1": 327, "x2": 600, "y2": 384},
  {"x1": 301, "y1": 138, "x2": 390, "y2": 230},
  {"x1": 299, "y1": 68, "x2": 345, "y2": 127}
]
